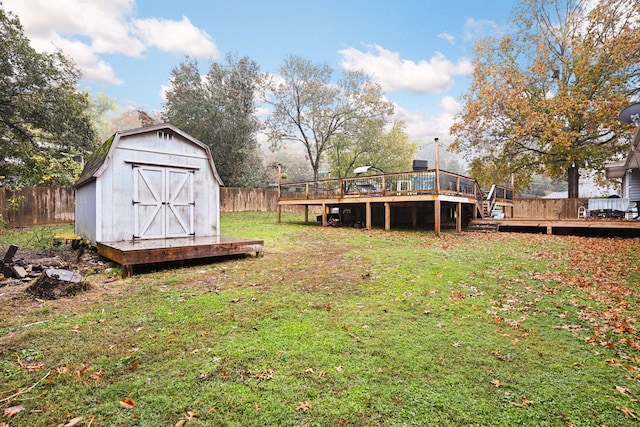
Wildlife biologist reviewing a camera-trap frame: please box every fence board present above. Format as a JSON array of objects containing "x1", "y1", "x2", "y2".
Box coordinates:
[{"x1": 512, "y1": 198, "x2": 588, "y2": 220}]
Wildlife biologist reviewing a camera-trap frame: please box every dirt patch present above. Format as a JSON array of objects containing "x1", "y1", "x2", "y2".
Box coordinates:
[{"x1": 0, "y1": 244, "x2": 118, "y2": 321}]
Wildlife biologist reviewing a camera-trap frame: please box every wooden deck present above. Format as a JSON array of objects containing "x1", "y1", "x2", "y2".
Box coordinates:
[
  {"x1": 97, "y1": 235, "x2": 264, "y2": 278},
  {"x1": 470, "y1": 218, "x2": 640, "y2": 236},
  {"x1": 277, "y1": 169, "x2": 513, "y2": 235}
]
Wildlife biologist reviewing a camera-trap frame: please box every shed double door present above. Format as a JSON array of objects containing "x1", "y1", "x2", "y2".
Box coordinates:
[{"x1": 133, "y1": 165, "x2": 195, "y2": 239}]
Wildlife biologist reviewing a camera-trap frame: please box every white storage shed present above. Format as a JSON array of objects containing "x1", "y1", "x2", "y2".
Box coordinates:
[{"x1": 75, "y1": 124, "x2": 223, "y2": 244}]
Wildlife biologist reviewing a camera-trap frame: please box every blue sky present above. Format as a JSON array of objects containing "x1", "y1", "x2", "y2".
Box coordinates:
[{"x1": 4, "y1": 0, "x2": 514, "y2": 147}]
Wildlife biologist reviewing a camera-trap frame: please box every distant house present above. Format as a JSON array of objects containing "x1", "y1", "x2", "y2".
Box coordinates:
[
  {"x1": 75, "y1": 124, "x2": 223, "y2": 243},
  {"x1": 605, "y1": 114, "x2": 640, "y2": 216}
]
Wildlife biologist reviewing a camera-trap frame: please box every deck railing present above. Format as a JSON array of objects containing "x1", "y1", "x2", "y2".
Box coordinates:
[{"x1": 279, "y1": 169, "x2": 482, "y2": 201}]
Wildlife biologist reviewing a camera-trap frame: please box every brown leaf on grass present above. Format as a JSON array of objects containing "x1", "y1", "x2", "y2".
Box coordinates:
[
  {"x1": 56, "y1": 416, "x2": 83, "y2": 427},
  {"x1": 490, "y1": 379, "x2": 501, "y2": 388},
  {"x1": 512, "y1": 397, "x2": 535, "y2": 408},
  {"x1": 294, "y1": 401, "x2": 312, "y2": 412},
  {"x1": 185, "y1": 411, "x2": 197, "y2": 420},
  {"x1": 619, "y1": 406, "x2": 638, "y2": 418},
  {"x1": 74, "y1": 364, "x2": 88, "y2": 379},
  {"x1": 450, "y1": 291, "x2": 466, "y2": 300},
  {"x1": 71, "y1": 325, "x2": 81, "y2": 333},
  {"x1": 92, "y1": 369, "x2": 104, "y2": 381},
  {"x1": 220, "y1": 371, "x2": 230, "y2": 380},
  {"x1": 251, "y1": 369, "x2": 274, "y2": 380},
  {"x1": 55, "y1": 365, "x2": 70, "y2": 374},
  {"x1": 3, "y1": 405, "x2": 25, "y2": 417},
  {"x1": 174, "y1": 420, "x2": 185, "y2": 427},
  {"x1": 616, "y1": 385, "x2": 630, "y2": 394},
  {"x1": 0, "y1": 423, "x2": 9, "y2": 427},
  {"x1": 119, "y1": 393, "x2": 136, "y2": 409},
  {"x1": 254, "y1": 403, "x2": 261, "y2": 411}
]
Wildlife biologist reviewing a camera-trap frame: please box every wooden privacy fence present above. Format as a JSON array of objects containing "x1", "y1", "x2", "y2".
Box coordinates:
[
  {"x1": 1, "y1": 186, "x2": 75, "y2": 227},
  {"x1": 0, "y1": 186, "x2": 304, "y2": 227},
  {"x1": 511, "y1": 198, "x2": 588, "y2": 220}
]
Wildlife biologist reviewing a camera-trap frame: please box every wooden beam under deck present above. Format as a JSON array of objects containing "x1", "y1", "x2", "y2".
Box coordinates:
[{"x1": 98, "y1": 235, "x2": 264, "y2": 278}]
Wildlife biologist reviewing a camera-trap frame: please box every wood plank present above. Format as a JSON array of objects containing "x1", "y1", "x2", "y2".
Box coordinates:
[{"x1": 97, "y1": 235, "x2": 264, "y2": 278}]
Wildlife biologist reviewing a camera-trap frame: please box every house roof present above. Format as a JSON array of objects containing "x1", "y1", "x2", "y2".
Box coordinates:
[
  {"x1": 75, "y1": 123, "x2": 224, "y2": 188},
  {"x1": 606, "y1": 125, "x2": 640, "y2": 179}
]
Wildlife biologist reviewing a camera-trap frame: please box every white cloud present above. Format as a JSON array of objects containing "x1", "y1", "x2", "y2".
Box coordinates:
[
  {"x1": 438, "y1": 32, "x2": 456, "y2": 44},
  {"x1": 463, "y1": 17, "x2": 501, "y2": 42},
  {"x1": 3, "y1": 0, "x2": 218, "y2": 85},
  {"x1": 338, "y1": 44, "x2": 472, "y2": 94},
  {"x1": 393, "y1": 96, "x2": 462, "y2": 143},
  {"x1": 132, "y1": 16, "x2": 218, "y2": 57}
]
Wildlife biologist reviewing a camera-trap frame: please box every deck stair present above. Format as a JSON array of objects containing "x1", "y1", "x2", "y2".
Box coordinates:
[{"x1": 467, "y1": 219, "x2": 500, "y2": 232}]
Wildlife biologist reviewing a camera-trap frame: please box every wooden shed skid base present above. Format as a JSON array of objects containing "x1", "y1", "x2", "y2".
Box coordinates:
[{"x1": 97, "y1": 235, "x2": 264, "y2": 278}]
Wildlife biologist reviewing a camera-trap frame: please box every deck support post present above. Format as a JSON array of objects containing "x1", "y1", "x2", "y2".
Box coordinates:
[
  {"x1": 384, "y1": 202, "x2": 391, "y2": 231},
  {"x1": 277, "y1": 205, "x2": 281, "y2": 223},
  {"x1": 304, "y1": 205, "x2": 309, "y2": 223},
  {"x1": 321, "y1": 203, "x2": 327, "y2": 227},
  {"x1": 547, "y1": 225, "x2": 553, "y2": 235},
  {"x1": 434, "y1": 199, "x2": 441, "y2": 237},
  {"x1": 456, "y1": 202, "x2": 462, "y2": 233},
  {"x1": 366, "y1": 202, "x2": 372, "y2": 229}
]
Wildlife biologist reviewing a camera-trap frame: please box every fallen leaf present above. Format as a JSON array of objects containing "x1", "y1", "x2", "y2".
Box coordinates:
[
  {"x1": 119, "y1": 393, "x2": 136, "y2": 409},
  {"x1": 615, "y1": 385, "x2": 630, "y2": 394},
  {"x1": 450, "y1": 291, "x2": 466, "y2": 300},
  {"x1": 174, "y1": 420, "x2": 185, "y2": 427},
  {"x1": 619, "y1": 406, "x2": 638, "y2": 419},
  {"x1": 221, "y1": 371, "x2": 230, "y2": 380},
  {"x1": 71, "y1": 325, "x2": 81, "y2": 333},
  {"x1": 512, "y1": 397, "x2": 535, "y2": 408},
  {"x1": 185, "y1": 411, "x2": 197, "y2": 420},
  {"x1": 295, "y1": 401, "x2": 312, "y2": 412},
  {"x1": 74, "y1": 364, "x2": 89, "y2": 379},
  {"x1": 254, "y1": 403, "x2": 261, "y2": 411},
  {"x1": 452, "y1": 342, "x2": 461, "y2": 348},
  {"x1": 3, "y1": 405, "x2": 25, "y2": 417},
  {"x1": 491, "y1": 379, "x2": 501, "y2": 388},
  {"x1": 56, "y1": 365, "x2": 70, "y2": 374},
  {"x1": 92, "y1": 369, "x2": 104, "y2": 381},
  {"x1": 56, "y1": 416, "x2": 83, "y2": 427}
]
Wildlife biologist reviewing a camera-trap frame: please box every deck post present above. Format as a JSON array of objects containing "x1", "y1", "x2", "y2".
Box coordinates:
[
  {"x1": 366, "y1": 201, "x2": 372, "y2": 229},
  {"x1": 304, "y1": 205, "x2": 309, "y2": 223},
  {"x1": 456, "y1": 202, "x2": 462, "y2": 233},
  {"x1": 384, "y1": 202, "x2": 391, "y2": 231},
  {"x1": 277, "y1": 205, "x2": 281, "y2": 223},
  {"x1": 434, "y1": 199, "x2": 441, "y2": 236},
  {"x1": 321, "y1": 203, "x2": 327, "y2": 227}
]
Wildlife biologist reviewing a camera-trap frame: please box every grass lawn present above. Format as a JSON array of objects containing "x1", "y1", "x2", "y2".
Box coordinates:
[{"x1": 1, "y1": 212, "x2": 640, "y2": 426}]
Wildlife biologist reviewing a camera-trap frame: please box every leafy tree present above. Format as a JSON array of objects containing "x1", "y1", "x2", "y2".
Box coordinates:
[
  {"x1": 87, "y1": 91, "x2": 118, "y2": 142},
  {"x1": 0, "y1": 5, "x2": 95, "y2": 186},
  {"x1": 163, "y1": 54, "x2": 267, "y2": 187},
  {"x1": 264, "y1": 55, "x2": 394, "y2": 181},
  {"x1": 450, "y1": 0, "x2": 640, "y2": 197},
  {"x1": 328, "y1": 120, "x2": 417, "y2": 178},
  {"x1": 108, "y1": 109, "x2": 162, "y2": 135}
]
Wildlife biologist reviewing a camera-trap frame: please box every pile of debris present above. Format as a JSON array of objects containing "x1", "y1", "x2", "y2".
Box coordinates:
[{"x1": 1, "y1": 244, "x2": 107, "y2": 299}]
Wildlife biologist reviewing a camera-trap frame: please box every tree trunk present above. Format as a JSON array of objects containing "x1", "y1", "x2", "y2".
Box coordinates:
[{"x1": 567, "y1": 164, "x2": 580, "y2": 198}]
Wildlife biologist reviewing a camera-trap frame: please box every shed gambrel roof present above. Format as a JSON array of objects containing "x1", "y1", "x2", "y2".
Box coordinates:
[{"x1": 75, "y1": 123, "x2": 224, "y2": 188}]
